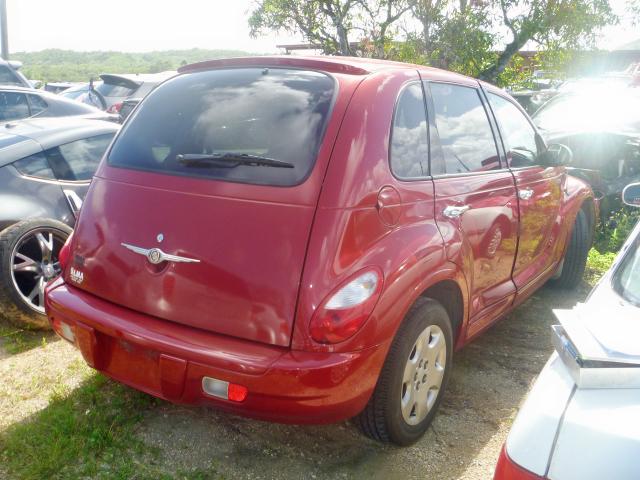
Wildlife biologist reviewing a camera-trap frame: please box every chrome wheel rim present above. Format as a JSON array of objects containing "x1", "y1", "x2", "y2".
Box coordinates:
[
  {"x1": 401, "y1": 324, "x2": 447, "y2": 425},
  {"x1": 10, "y1": 228, "x2": 67, "y2": 314}
]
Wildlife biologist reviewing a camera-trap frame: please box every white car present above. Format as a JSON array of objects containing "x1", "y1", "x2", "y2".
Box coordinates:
[{"x1": 494, "y1": 183, "x2": 640, "y2": 480}]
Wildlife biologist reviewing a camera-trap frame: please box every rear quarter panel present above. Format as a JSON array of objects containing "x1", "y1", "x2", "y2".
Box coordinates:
[
  {"x1": 0, "y1": 165, "x2": 74, "y2": 231},
  {"x1": 292, "y1": 69, "x2": 468, "y2": 354}
]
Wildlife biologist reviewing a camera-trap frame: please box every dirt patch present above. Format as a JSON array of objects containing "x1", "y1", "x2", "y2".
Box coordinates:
[{"x1": 0, "y1": 284, "x2": 589, "y2": 479}]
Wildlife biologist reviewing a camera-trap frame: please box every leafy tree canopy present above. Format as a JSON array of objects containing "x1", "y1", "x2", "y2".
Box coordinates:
[{"x1": 249, "y1": 0, "x2": 623, "y2": 85}]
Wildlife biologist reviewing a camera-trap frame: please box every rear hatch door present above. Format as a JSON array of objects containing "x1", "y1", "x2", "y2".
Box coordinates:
[{"x1": 68, "y1": 66, "x2": 349, "y2": 347}]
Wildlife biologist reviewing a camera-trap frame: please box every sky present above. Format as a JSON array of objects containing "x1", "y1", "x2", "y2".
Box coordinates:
[{"x1": 4, "y1": 0, "x2": 639, "y2": 54}]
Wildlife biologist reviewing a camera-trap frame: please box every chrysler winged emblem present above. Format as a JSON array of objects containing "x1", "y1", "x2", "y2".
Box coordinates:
[{"x1": 121, "y1": 243, "x2": 200, "y2": 264}]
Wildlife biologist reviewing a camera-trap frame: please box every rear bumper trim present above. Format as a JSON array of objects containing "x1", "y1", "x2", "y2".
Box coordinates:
[{"x1": 45, "y1": 279, "x2": 386, "y2": 423}]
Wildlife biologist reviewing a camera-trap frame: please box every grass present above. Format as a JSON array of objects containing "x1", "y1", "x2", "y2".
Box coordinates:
[
  {"x1": 0, "y1": 373, "x2": 220, "y2": 480},
  {"x1": 0, "y1": 323, "x2": 53, "y2": 355},
  {"x1": 584, "y1": 248, "x2": 617, "y2": 286}
]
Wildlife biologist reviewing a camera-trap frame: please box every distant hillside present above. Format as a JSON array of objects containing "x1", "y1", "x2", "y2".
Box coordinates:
[{"x1": 12, "y1": 48, "x2": 255, "y2": 83}]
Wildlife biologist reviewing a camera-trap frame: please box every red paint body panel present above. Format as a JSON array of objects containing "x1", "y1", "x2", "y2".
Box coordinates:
[{"x1": 45, "y1": 56, "x2": 595, "y2": 424}]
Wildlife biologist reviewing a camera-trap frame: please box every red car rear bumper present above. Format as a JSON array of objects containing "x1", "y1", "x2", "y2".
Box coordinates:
[{"x1": 45, "y1": 279, "x2": 386, "y2": 424}]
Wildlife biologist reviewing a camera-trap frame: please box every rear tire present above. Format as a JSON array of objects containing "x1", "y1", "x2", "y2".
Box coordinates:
[
  {"x1": 0, "y1": 219, "x2": 72, "y2": 329},
  {"x1": 356, "y1": 297, "x2": 453, "y2": 445},
  {"x1": 551, "y1": 209, "x2": 591, "y2": 289}
]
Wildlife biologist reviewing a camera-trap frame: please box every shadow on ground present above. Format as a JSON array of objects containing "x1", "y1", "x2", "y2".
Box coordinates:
[{"x1": 0, "y1": 283, "x2": 590, "y2": 480}]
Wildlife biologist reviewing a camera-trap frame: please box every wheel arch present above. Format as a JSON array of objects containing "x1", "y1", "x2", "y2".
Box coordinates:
[{"x1": 418, "y1": 279, "x2": 464, "y2": 346}]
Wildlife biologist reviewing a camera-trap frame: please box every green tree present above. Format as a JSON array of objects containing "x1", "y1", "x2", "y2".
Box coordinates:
[
  {"x1": 477, "y1": 0, "x2": 616, "y2": 83},
  {"x1": 248, "y1": 0, "x2": 412, "y2": 57}
]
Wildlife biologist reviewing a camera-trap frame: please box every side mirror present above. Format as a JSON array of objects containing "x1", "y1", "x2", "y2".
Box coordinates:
[
  {"x1": 539, "y1": 143, "x2": 573, "y2": 167},
  {"x1": 622, "y1": 183, "x2": 640, "y2": 208}
]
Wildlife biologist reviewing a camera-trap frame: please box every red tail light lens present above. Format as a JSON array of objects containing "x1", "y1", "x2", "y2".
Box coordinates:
[
  {"x1": 58, "y1": 232, "x2": 74, "y2": 272},
  {"x1": 494, "y1": 446, "x2": 546, "y2": 480},
  {"x1": 309, "y1": 268, "x2": 383, "y2": 344},
  {"x1": 106, "y1": 102, "x2": 122, "y2": 114}
]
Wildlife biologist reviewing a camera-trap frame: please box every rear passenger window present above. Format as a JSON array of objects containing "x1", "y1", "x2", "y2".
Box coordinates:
[
  {"x1": 430, "y1": 83, "x2": 500, "y2": 174},
  {"x1": 0, "y1": 92, "x2": 29, "y2": 121},
  {"x1": 390, "y1": 83, "x2": 428, "y2": 179},
  {"x1": 13, "y1": 152, "x2": 56, "y2": 180},
  {"x1": 46, "y1": 133, "x2": 114, "y2": 181},
  {"x1": 488, "y1": 93, "x2": 540, "y2": 168}
]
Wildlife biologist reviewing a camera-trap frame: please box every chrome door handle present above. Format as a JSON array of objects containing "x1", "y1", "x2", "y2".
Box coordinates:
[
  {"x1": 518, "y1": 188, "x2": 534, "y2": 200},
  {"x1": 443, "y1": 205, "x2": 470, "y2": 218}
]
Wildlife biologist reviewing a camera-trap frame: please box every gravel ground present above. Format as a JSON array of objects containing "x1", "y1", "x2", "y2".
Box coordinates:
[{"x1": 0, "y1": 284, "x2": 590, "y2": 480}]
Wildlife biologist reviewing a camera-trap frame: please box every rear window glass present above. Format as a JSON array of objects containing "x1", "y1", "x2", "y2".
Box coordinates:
[
  {"x1": 108, "y1": 68, "x2": 336, "y2": 186},
  {"x1": 96, "y1": 82, "x2": 137, "y2": 98}
]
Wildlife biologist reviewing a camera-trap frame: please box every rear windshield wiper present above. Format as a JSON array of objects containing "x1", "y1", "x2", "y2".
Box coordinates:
[{"x1": 176, "y1": 153, "x2": 294, "y2": 169}]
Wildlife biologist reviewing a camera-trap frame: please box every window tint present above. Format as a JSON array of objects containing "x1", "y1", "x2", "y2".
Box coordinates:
[
  {"x1": 28, "y1": 94, "x2": 48, "y2": 115},
  {"x1": 0, "y1": 92, "x2": 29, "y2": 121},
  {"x1": 108, "y1": 68, "x2": 336, "y2": 186},
  {"x1": 390, "y1": 83, "x2": 428, "y2": 178},
  {"x1": 46, "y1": 134, "x2": 114, "y2": 181},
  {"x1": 0, "y1": 66, "x2": 23, "y2": 86},
  {"x1": 13, "y1": 152, "x2": 56, "y2": 179},
  {"x1": 430, "y1": 83, "x2": 499, "y2": 174},
  {"x1": 96, "y1": 82, "x2": 137, "y2": 98},
  {"x1": 489, "y1": 93, "x2": 540, "y2": 167}
]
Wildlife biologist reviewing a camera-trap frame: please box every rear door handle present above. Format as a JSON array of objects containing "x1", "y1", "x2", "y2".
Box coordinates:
[
  {"x1": 443, "y1": 205, "x2": 470, "y2": 218},
  {"x1": 518, "y1": 188, "x2": 534, "y2": 200}
]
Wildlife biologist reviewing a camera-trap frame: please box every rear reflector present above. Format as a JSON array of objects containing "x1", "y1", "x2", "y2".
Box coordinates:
[
  {"x1": 202, "y1": 377, "x2": 248, "y2": 402},
  {"x1": 52, "y1": 318, "x2": 75, "y2": 344}
]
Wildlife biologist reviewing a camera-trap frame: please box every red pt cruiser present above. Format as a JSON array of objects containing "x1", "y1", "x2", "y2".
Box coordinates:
[{"x1": 45, "y1": 56, "x2": 595, "y2": 445}]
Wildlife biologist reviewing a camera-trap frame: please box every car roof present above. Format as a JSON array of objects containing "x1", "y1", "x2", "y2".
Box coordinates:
[
  {"x1": 0, "y1": 85, "x2": 39, "y2": 93},
  {"x1": 178, "y1": 55, "x2": 471, "y2": 82},
  {"x1": 0, "y1": 117, "x2": 119, "y2": 168},
  {"x1": 100, "y1": 71, "x2": 177, "y2": 85}
]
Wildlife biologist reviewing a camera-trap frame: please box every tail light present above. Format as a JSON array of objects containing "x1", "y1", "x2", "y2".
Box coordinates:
[
  {"x1": 494, "y1": 446, "x2": 546, "y2": 480},
  {"x1": 58, "y1": 232, "x2": 74, "y2": 272},
  {"x1": 106, "y1": 102, "x2": 122, "y2": 114},
  {"x1": 309, "y1": 268, "x2": 383, "y2": 344}
]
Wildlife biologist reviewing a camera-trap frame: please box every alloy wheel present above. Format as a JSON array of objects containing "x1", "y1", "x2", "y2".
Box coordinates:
[
  {"x1": 10, "y1": 228, "x2": 67, "y2": 314},
  {"x1": 400, "y1": 324, "x2": 447, "y2": 425}
]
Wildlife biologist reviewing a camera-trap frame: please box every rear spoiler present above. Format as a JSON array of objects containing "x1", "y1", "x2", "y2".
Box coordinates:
[
  {"x1": 7, "y1": 60, "x2": 22, "y2": 70},
  {"x1": 99, "y1": 74, "x2": 142, "y2": 89}
]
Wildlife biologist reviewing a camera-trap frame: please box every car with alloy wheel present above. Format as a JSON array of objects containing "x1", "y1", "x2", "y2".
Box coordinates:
[
  {"x1": 494, "y1": 182, "x2": 640, "y2": 480},
  {"x1": 0, "y1": 117, "x2": 118, "y2": 328},
  {"x1": 45, "y1": 56, "x2": 595, "y2": 445}
]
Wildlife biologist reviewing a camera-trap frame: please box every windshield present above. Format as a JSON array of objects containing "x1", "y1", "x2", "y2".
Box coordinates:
[
  {"x1": 533, "y1": 89, "x2": 640, "y2": 133},
  {"x1": 108, "y1": 67, "x2": 336, "y2": 186},
  {"x1": 612, "y1": 232, "x2": 640, "y2": 307}
]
